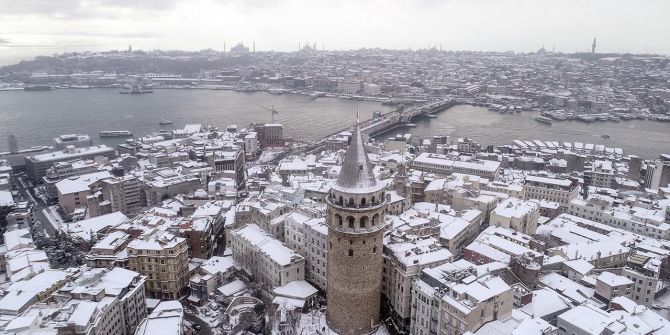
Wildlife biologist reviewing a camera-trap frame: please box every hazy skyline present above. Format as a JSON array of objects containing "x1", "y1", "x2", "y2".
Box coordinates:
[{"x1": 1, "y1": 0, "x2": 669, "y2": 65}]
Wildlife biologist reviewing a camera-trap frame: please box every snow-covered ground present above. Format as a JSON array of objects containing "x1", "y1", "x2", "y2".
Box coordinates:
[
  {"x1": 193, "y1": 303, "x2": 223, "y2": 328},
  {"x1": 42, "y1": 205, "x2": 65, "y2": 231},
  {"x1": 257, "y1": 149, "x2": 286, "y2": 164},
  {"x1": 295, "y1": 310, "x2": 390, "y2": 335}
]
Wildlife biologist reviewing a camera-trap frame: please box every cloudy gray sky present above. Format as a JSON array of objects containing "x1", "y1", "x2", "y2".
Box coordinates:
[{"x1": 0, "y1": 0, "x2": 668, "y2": 65}]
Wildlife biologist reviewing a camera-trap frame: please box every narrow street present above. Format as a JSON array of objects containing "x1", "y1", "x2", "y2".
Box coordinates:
[
  {"x1": 11, "y1": 173, "x2": 57, "y2": 236},
  {"x1": 184, "y1": 312, "x2": 214, "y2": 335}
]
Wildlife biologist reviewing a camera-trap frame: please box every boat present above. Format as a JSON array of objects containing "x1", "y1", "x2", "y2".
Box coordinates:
[
  {"x1": 427, "y1": 114, "x2": 438, "y2": 118},
  {"x1": 405, "y1": 123, "x2": 417, "y2": 127},
  {"x1": 120, "y1": 84, "x2": 153, "y2": 94},
  {"x1": 0, "y1": 86, "x2": 23, "y2": 91},
  {"x1": 24, "y1": 85, "x2": 53, "y2": 91},
  {"x1": 309, "y1": 92, "x2": 326, "y2": 99},
  {"x1": 99, "y1": 130, "x2": 133, "y2": 137},
  {"x1": 267, "y1": 88, "x2": 288, "y2": 94},
  {"x1": 577, "y1": 115, "x2": 596, "y2": 122},
  {"x1": 601, "y1": 134, "x2": 610, "y2": 139},
  {"x1": 535, "y1": 116, "x2": 552, "y2": 125},
  {"x1": 158, "y1": 119, "x2": 173, "y2": 125}
]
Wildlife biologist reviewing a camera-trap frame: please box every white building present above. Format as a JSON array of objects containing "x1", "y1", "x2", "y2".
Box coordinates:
[
  {"x1": 382, "y1": 236, "x2": 452, "y2": 330},
  {"x1": 231, "y1": 224, "x2": 305, "y2": 291},
  {"x1": 523, "y1": 175, "x2": 579, "y2": 207},
  {"x1": 412, "y1": 153, "x2": 501, "y2": 180},
  {"x1": 135, "y1": 301, "x2": 184, "y2": 335},
  {"x1": 489, "y1": 197, "x2": 540, "y2": 235}
]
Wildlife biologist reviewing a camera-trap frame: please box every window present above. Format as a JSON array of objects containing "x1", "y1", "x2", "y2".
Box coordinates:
[
  {"x1": 348, "y1": 216, "x2": 355, "y2": 228},
  {"x1": 360, "y1": 216, "x2": 368, "y2": 228},
  {"x1": 349, "y1": 249, "x2": 354, "y2": 257}
]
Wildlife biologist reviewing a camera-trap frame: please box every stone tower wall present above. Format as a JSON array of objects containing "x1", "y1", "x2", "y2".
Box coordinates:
[{"x1": 326, "y1": 194, "x2": 386, "y2": 334}]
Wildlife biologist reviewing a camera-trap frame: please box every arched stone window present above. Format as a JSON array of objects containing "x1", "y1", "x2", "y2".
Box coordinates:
[
  {"x1": 335, "y1": 213, "x2": 343, "y2": 227},
  {"x1": 361, "y1": 197, "x2": 366, "y2": 206},
  {"x1": 349, "y1": 198, "x2": 355, "y2": 207},
  {"x1": 372, "y1": 213, "x2": 379, "y2": 226},
  {"x1": 360, "y1": 216, "x2": 368, "y2": 228},
  {"x1": 371, "y1": 196, "x2": 376, "y2": 204},
  {"x1": 347, "y1": 216, "x2": 355, "y2": 228},
  {"x1": 338, "y1": 196, "x2": 343, "y2": 205}
]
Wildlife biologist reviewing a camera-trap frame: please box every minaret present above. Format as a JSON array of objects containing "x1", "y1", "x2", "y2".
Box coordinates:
[
  {"x1": 326, "y1": 119, "x2": 387, "y2": 334},
  {"x1": 592, "y1": 37, "x2": 597, "y2": 54}
]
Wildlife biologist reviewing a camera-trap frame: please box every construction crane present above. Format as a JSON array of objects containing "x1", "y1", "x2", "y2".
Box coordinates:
[{"x1": 258, "y1": 105, "x2": 279, "y2": 122}]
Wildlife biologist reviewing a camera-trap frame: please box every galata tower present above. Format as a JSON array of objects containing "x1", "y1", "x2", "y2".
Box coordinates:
[{"x1": 326, "y1": 121, "x2": 387, "y2": 334}]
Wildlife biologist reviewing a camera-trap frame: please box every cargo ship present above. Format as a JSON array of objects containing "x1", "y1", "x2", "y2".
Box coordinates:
[{"x1": 99, "y1": 130, "x2": 133, "y2": 137}]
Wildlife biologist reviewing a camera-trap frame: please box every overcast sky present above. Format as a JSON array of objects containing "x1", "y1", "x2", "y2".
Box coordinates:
[{"x1": 0, "y1": 0, "x2": 668, "y2": 65}]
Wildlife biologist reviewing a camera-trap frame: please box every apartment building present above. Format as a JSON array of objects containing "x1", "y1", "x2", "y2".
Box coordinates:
[
  {"x1": 489, "y1": 197, "x2": 540, "y2": 235},
  {"x1": 188, "y1": 256, "x2": 236, "y2": 304},
  {"x1": 464, "y1": 226, "x2": 544, "y2": 265},
  {"x1": 135, "y1": 301, "x2": 184, "y2": 335},
  {"x1": 437, "y1": 210, "x2": 482, "y2": 256},
  {"x1": 589, "y1": 160, "x2": 615, "y2": 188},
  {"x1": 567, "y1": 196, "x2": 670, "y2": 240},
  {"x1": 382, "y1": 236, "x2": 452, "y2": 331},
  {"x1": 410, "y1": 259, "x2": 513, "y2": 335},
  {"x1": 55, "y1": 171, "x2": 112, "y2": 216},
  {"x1": 594, "y1": 271, "x2": 633, "y2": 304},
  {"x1": 0, "y1": 267, "x2": 146, "y2": 335},
  {"x1": 126, "y1": 229, "x2": 190, "y2": 300},
  {"x1": 283, "y1": 213, "x2": 329, "y2": 291},
  {"x1": 98, "y1": 175, "x2": 146, "y2": 216},
  {"x1": 231, "y1": 224, "x2": 305, "y2": 291},
  {"x1": 25, "y1": 145, "x2": 117, "y2": 181},
  {"x1": 523, "y1": 175, "x2": 579, "y2": 207},
  {"x1": 42, "y1": 160, "x2": 99, "y2": 200},
  {"x1": 411, "y1": 153, "x2": 501, "y2": 180}
]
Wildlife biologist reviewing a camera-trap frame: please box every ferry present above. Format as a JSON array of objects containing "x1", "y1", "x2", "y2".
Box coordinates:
[
  {"x1": 24, "y1": 85, "x2": 53, "y2": 91},
  {"x1": 99, "y1": 130, "x2": 133, "y2": 137},
  {"x1": 120, "y1": 84, "x2": 153, "y2": 94},
  {"x1": 309, "y1": 92, "x2": 326, "y2": 99},
  {"x1": 534, "y1": 116, "x2": 552, "y2": 125},
  {"x1": 158, "y1": 119, "x2": 173, "y2": 125}
]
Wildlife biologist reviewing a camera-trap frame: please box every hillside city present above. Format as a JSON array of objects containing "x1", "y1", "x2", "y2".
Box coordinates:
[
  {"x1": 2, "y1": 45, "x2": 670, "y2": 123},
  {"x1": 0, "y1": 45, "x2": 669, "y2": 335}
]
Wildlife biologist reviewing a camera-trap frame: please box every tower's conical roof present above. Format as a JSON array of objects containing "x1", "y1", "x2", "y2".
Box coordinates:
[{"x1": 335, "y1": 124, "x2": 377, "y2": 190}]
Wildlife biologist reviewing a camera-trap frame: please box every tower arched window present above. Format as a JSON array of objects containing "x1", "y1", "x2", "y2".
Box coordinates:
[
  {"x1": 338, "y1": 196, "x2": 343, "y2": 205},
  {"x1": 361, "y1": 198, "x2": 366, "y2": 207},
  {"x1": 372, "y1": 213, "x2": 379, "y2": 226},
  {"x1": 335, "y1": 214, "x2": 343, "y2": 227},
  {"x1": 360, "y1": 216, "x2": 368, "y2": 228},
  {"x1": 347, "y1": 216, "x2": 355, "y2": 228},
  {"x1": 349, "y1": 198, "x2": 355, "y2": 207},
  {"x1": 371, "y1": 196, "x2": 376, "y2": 204}
]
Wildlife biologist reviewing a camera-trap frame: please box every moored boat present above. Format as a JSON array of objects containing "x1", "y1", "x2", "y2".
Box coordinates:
[
  {"x1": 99, "y1": 130, "x2": 133, "y2": 137},
  {"x1": 535, "y1": 116, "x2": 552, "y2": 125}
]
